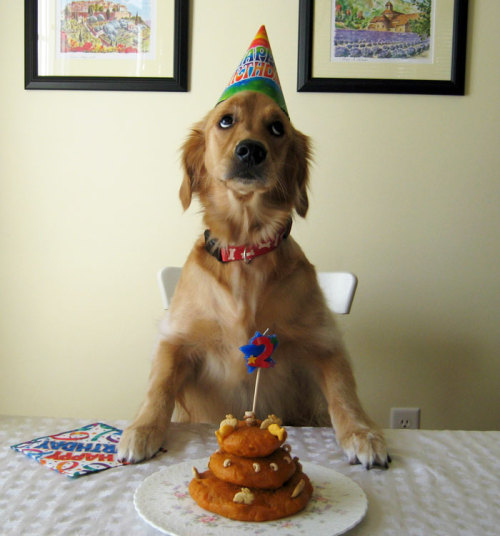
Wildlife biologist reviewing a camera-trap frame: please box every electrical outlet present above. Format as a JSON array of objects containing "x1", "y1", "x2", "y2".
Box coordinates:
[{"x1": 390, "y1": 407, "x2": 421, "y2": 429}]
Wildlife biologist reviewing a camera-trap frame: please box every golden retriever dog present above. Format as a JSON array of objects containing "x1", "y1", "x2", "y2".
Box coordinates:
[{"x1": 118, "y1": 91, "x2": 389, "y2": 469}]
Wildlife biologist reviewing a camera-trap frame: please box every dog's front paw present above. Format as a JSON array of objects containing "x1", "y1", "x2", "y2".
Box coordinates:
[
  {"x1": 339, "y1": 428, "x2": 390, "y2": 469},
  {"x1": 118, "y1": 423, "x2": 167, "y2": 463}
]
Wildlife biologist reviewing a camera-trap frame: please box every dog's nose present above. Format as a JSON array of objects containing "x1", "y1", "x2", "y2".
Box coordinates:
[{"x1": 235, "y1": 140, "x2": 267, "y2": 166}]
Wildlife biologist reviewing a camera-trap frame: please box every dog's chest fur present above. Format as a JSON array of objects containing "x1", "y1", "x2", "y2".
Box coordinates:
[{"x1": 166, "y1": 250, "x2": 330, "y2": 426}]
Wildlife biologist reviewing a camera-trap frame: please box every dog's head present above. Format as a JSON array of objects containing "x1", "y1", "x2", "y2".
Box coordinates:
[{"x1": 180, "y1": 91, "x2": 311, "y2": 241}]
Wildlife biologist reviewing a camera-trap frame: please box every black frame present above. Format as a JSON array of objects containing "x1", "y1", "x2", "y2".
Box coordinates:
[
  {"x1": 25, "y1": 0, "x2": 189, "y2": 91},
  {"x1": 298, "y1": 0, "x2": 468, "y2": 95}
]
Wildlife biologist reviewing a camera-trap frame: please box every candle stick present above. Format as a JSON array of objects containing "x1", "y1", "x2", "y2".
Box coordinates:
[{"x1": 252, "y1": 368, "x2": 262, "y2": 414}]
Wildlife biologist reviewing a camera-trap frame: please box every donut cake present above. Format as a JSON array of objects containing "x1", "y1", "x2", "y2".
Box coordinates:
[{"x1": 189, "y1": 412, "x2": 313, "y2": 522}]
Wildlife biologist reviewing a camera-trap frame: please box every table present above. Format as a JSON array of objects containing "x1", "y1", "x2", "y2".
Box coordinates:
[{"x1": 1, "y1": 416, "x2": 499, "y2": 535}]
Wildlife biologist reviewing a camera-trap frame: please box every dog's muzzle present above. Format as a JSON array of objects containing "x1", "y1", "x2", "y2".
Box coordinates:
[
  {"x1": 231, "y1": 140, "x2": 267, "y2": 181},
  {"x1": 226, "y1": 139, "x2": 268, "y2": 183},
  {"x1": 235, "y1": 139, "x2": 267, "y2": 167}
]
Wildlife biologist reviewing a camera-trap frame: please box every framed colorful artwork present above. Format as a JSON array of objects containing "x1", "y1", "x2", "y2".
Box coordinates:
[
  {"x1": 25, "y1": 0, "x2": 189, "y2": 91},
  {"x1": 297, "y1": 0, "x2": 468, "y2": 95}
]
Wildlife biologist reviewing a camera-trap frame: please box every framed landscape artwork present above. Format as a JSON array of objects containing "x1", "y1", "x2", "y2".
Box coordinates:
[
  {"x1": 25, "y1": 0, "x2": 189, "y2": 91},
  {"x1": 298, "y1": 0, "x2": 468, "y2": 94}
]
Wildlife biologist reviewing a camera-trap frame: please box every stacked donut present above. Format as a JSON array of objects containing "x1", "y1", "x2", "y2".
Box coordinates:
[{"x1": 189, "y1": 413, "x2": 313, "y2": 522}]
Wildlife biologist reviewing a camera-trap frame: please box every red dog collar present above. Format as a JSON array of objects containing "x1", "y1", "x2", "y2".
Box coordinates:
[{"x1": 204, "y1": 219, "x2": 292, "y2": 263}]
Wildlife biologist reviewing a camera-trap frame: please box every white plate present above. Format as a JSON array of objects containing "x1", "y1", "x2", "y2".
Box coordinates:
[{"x1": 134, "y1": 459, "x2": 367, "y2": 535}]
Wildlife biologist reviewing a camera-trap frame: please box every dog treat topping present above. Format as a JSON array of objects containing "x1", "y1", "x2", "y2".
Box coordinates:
[
  {"x1": 283, "y1": 443, "x2": 291, "y2": 453},
  {"x1": 291, "y1": 479, "x2": 305, "y2": 499},
  {"x1": 268, "y1": 423, "x2": 286, "y2": 442},
  {"x1": 284, "y1": 455, "x2": 292, "y2": 464},
  {"x1": 260, "y1": 414, "x2": 282, "y2": 430},
  {"x1": 216, "y1": 414, "x2": 238, "y2": 439},
  {"x1": 244, "y1": 410, "x2": 257, "y2": 426},
  {"x1": 293, "y1": 457, "x2": 302, "y2": 472},
  {"x1": 223, "y1": 458, "x2": 232, "y2": 468},
  {"x1": 233, "y1": 487, "x2": 255, "y2": 505},
  {"x1": 252, "y1": 462, "x2": 261, "y2": 473},
  {"x1": 270, "y1": 462, "x2": 279, "y2": 472}
]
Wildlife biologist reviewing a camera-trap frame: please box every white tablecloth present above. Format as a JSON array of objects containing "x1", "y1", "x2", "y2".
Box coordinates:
[{"x1": 1, "y1": 416, "x2": 499, "y2": 535}]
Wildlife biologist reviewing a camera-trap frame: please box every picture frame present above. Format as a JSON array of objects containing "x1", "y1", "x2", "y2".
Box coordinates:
[
  {"x1": 25, "y1": 0, "x2": 189, "y2": 91},
  {"x1": 297, "y1": 0, "x2": 468, "y2": 95}
]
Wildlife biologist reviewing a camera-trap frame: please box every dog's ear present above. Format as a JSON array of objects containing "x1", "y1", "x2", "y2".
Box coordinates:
[
  {"x1": 179, "y1": 121, "x2": 206, "y2": 210},
  {"x1": 289, "y1": 128, "x2": 312, "y2": 218}
]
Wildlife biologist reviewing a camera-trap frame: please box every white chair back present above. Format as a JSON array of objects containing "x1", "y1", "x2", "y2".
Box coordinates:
[{"x1": 158, "y1": 267, "x2": 357, "y2": 315}]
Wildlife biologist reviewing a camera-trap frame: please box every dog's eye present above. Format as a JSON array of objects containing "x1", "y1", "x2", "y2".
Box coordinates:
[
  {"x1": 219, "y1": 115, "x2": 234, "y2": 129},
  {"x1": 269, "y1": 121, "x2": 285, "y2": 137}
]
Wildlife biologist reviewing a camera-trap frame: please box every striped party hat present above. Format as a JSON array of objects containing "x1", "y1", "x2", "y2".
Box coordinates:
[{"x1": 217, "y1": 25, "x2": 288, "y2": 116}]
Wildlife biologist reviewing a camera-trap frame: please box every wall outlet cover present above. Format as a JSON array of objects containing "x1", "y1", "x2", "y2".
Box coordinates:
[{"x1": 390, "y1": 407, "x2": 421, "y2": 429}]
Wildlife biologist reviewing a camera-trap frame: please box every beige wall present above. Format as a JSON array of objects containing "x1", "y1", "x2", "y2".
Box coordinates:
[{"x1": 1, "y1": 1, "x2": 498, "y2": 430}]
